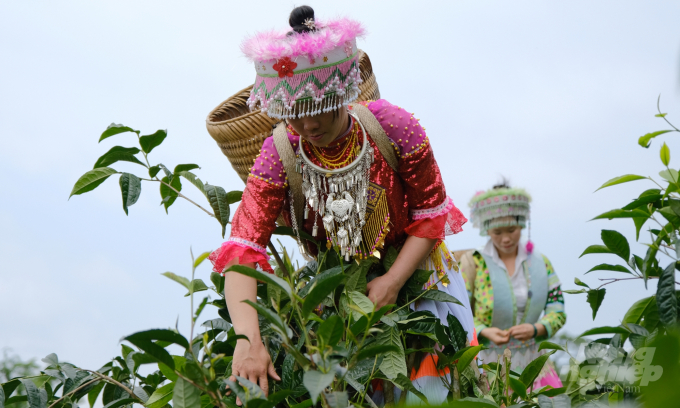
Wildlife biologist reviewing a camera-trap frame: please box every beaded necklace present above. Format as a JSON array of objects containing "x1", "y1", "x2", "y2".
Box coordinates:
[{"x1": 304, "y1": 121, "x2": 360, "y2": 169}]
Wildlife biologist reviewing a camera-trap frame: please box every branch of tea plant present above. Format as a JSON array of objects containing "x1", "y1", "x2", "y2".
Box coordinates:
[
  {"x1": 657, "y1": 96, "x2": 680, "y2": 132},
  {"x1": 190, "y1": 249, "x2": 197, "y2": 349},
  {"x1": 567, "y1": 378, "x2": 597, "y2": 396},
  {"x1": 140, "y1": 177, "x2": 215, "y2": 218},
  {"x1": 176, "y1": 371, "x2": 226, "y2": 408},
  {"x1": 433, "y1": 353, "x2": 452, "y2": 392},
  {"x1": 391, "y1": 274, "x2": 446, "y2": 315},
  {"x1": 596, "y1": 275, "x2": 680, "y2": 289},
  {"x1": 647, "y1": 177, "x2": 666, "y2": 191},
  {"x1": 135, "y1": 133, "x2": 153, "y2": 168},
  {"x1": 659, "y1": 243, "x2": 679, "y2": 254},
  {"x1": 48, "y1": 377, "x2": 100, "y2": 408},
  {"x1": 657, "y1": 246, "x2": 677, "y2": 261},
  {"x1": 158, "y1": 180, "x2": 215, "y2": 218},
  {"x1": 358, "y1": 356, "x2": 380, "y2": 406},
  {"x1": 292, "y1": 298, "x2": 313, "y2": 348},
  {"x1": 267, "y1": 242, "x2": 288, "y2": 278},
  {"x1": 648, "y1": 215, "x2": 666, "y2": 230},
  {"x1": 490, "y1": 355, "x2": 502, "y2": 399},
  {"x1": 316, "y1": 250, "x2": 328, "y2": 275},
  {"x1": 85, "y1": 370, "x2": 141, "y2": 402}
]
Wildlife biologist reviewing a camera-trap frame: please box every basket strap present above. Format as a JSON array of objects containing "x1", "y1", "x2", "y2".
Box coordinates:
[
  {"x1": 272, "y1": 123, "x2": 304, "y2": 226},
  {"x1": 350, "y1": 103, "x2": 399, "y2": 172}
]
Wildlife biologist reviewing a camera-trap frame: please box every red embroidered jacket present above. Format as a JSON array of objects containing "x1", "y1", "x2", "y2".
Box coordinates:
[{"x1": 210, "y1": 99, "x2": 467, "y2": 273}]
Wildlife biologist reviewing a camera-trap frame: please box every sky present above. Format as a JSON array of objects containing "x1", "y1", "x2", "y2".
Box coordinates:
[{"x1": 1, "y1": 0, "x2": 680, "y2": 371}]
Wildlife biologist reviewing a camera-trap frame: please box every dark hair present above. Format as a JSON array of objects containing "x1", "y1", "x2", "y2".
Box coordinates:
[
  {"x1": 289, "y1": 5, "x2": 315, "y2": 34},
  {"x1": 492, "y1": 177, "x2": 511, "y2": 190}
]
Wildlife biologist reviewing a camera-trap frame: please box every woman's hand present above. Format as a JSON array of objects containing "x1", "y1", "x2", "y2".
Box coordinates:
[
  {"x1": 366, "y1": 235, "x2": 438, "y2": 310},
  {"x1": 229, "y1": 338, "x2": 280, "y2": 405},
  {"x1": 366, "y1": 274, "x2": 402, "y2": 310},
  {"x1": 508, "y1": 323, "x2": 546, "y2": 340},
  {"x1": 480, "y1": 327, "x2": 510, "y2": 345},
  {"x1": 223, "y1": 267, "x2": 280, "y2": 405},
  {"x1": 507, "y1": 323, "x2": 537, "y2": 341}
]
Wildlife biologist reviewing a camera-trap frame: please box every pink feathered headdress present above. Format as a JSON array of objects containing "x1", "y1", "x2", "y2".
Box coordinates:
[{"x1": 241, "y1": 18, "x2": 366, "y2": 120}]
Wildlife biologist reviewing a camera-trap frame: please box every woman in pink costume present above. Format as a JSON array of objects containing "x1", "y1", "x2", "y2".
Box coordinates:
[{"x1": 210, "y1": 6, "x2": 476, "y2": 403}]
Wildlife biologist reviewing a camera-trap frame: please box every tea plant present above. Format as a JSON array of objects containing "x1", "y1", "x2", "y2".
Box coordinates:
[{"x1": 1, "y1": 122, "x2": 569, "y2": 408}]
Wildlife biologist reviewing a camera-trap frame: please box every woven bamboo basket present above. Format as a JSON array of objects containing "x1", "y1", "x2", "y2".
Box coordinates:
[{"x1": 206, "y1": 49, "x2": 381, "y2": 183}]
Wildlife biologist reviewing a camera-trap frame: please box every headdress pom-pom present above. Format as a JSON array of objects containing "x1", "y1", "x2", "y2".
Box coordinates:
[{"x1": 525, "y1": 240, "x2": 534, "y2": 255}]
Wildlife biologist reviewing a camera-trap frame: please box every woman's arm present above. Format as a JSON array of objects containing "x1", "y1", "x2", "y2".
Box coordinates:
[
  {"x1": 366, "y1": 235, "x2": 437, "y2": 309},
  {"x1": 224, "y1": 261, "x2": 280, "y2": 403},
  {"x1": 507, "y1": 323, "x2": 547, "y2": 341}
]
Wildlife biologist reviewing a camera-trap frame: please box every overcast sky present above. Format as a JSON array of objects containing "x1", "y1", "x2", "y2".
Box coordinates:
[{"x1": 1, "y1": 1, "x2": 680, "y2": 371}]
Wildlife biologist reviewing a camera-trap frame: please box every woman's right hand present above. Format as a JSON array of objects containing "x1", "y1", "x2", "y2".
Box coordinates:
[
  {"x1": 230, "y1": 338, "x2": 280, "y2": 405},
  {"x1": 480, "y1": 327, "x2": 510, "y2": 345},
  {"x1": 223, "y1": 266, "x2": 280, "y2": 405}
]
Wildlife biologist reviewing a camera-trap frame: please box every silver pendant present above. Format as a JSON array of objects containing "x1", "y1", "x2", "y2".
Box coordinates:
[
  {"x1": 323, "y1": 214, "x2": 334, "y2": 230},
  {"x1": 337, "y1": 228, "x2": 349, "y2": 248}
]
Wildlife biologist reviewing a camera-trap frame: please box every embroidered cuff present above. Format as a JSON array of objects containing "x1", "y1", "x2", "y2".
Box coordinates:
[
  {"x1": 208, "y1": 238, "x2": 273, "y2": 274},
  {"x1": 539, "y1": 311, "x2": 567, "y2": 339},
  {"x1": 411, "y1": 196, "x2": 455, "y2": 220},
  {"x1": 406, "y1": 197, "x2": 467, "y2": 239}
]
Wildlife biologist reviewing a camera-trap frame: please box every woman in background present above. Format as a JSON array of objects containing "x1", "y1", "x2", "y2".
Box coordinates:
[{"x1": 460, "y1": 182, "x2": 565, "y2": 389}]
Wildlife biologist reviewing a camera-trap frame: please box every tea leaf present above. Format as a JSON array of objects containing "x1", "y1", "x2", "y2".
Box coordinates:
[
  {"x1": 638, "y1": 130, "x2": 673, "y2": 148},
  {"x1": 119, "y1": 173, "x2": 141, "y2": 215},
  {"x1": 99, "y1": 124, "x2": 138, "y2": 142},
  {"x1": 656, "y1": 262, "x2": 678, "y2": 327},
  {"x1": 70, "y1": 167, "x2": 117, "y2": 197},
  {"x1": 595, "y1": 174, "x2": 646, "y2": 191},
  {"x1": 94, "y1": 146, "x2": 145, "y2": 169},
  {"x1": 172, "y1": 378, "x2": 200, "y2": 408},
  {"x1": 139, "y1": 129, "x2": 167, "y2": 154}
]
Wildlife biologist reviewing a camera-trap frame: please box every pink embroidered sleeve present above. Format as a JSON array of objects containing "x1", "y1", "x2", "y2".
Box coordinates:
[
  {"x1": 208, "y1": 139, "x2": 289, "y2": 274},
  {"x1": 367, "y1": 99, "x2": 467, "y2": 239}
]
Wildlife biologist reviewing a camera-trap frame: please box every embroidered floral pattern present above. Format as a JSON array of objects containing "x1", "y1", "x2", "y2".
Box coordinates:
[
  {"x1": 272, "y1": 56, "x2": 297, "y2": 78},
  {"x1": 539, "y1": 257, "x2": 566, "y2": 338}
]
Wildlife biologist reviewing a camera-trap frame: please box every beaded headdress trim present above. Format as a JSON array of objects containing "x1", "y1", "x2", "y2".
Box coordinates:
[
  {"x1": 241, "y1": 18, "x2": 366, "y2": 120},
  {"x1": 468, "y1": 187, "x2": 532, "y2": 236}
]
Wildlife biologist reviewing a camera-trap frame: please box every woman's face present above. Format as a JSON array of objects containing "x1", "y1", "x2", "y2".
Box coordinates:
[
  {"x1": 488, "y1": 222, "x2": 523, "y2": 256},
  {"x1": 287, "y1": 109, "x2": 349, "y2": 148}
]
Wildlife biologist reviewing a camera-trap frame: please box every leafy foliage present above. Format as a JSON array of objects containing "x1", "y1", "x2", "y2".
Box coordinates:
[
  {"x1": 4, "y1": 119, "x2": 590, "y2": 408},
  {"x1": 565, "y1": 97, "x2": 680, "y2": 405},
  {"x1": 69, "y1": 123, "x2": 240, "y2": 235}
]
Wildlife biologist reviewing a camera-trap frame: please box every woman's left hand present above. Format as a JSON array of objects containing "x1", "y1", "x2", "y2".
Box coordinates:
[
  {"x1": 366, "y1": 274, "x2": 402, "y2": 310},
  {"x1": 507, "y1": 323, "x2": 536, "y2": 341}
]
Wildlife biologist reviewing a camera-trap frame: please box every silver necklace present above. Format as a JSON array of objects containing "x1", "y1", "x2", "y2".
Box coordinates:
[{"x1": 289, "y1": 111, "x2": 373, "y2": 261}]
